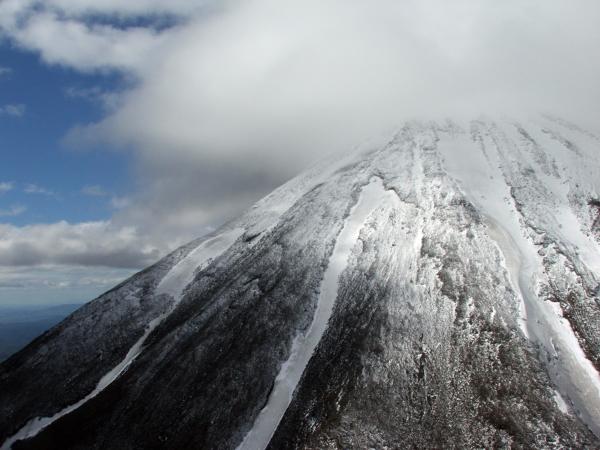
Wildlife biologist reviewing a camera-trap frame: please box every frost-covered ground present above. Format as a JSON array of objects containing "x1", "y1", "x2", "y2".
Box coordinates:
[{"x1": 1, "y1": 116, "x2": 599, "y2": 449}]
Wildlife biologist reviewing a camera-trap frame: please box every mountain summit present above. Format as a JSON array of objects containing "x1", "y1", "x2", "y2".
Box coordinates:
[{"x1": 2, "y1": 116, "x2": 600, "y2": 449}]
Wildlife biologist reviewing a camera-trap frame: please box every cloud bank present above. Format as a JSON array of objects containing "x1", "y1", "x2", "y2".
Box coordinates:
[
  {"x1": 0, "y1": 221, "x2": 161, "y2": 268},
  {"x1": 1, "y1": 0, "x2": 600, "y2": 277},
  {"x1": 69, "y1": 0, "x2": 600, "y2": 160}
]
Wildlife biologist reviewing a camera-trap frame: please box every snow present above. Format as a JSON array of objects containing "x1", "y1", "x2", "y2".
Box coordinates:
[
  {"x1": 242, "y1": 144, "x2": 371, "y2": 238},
  {"x1": 237, "y1": 177, "x2": 397, "y2": 450},
  {"x1": 554, "y1": 390, "x2": 570, "y2": 415},
  {"x1": 552, "y1": 205, "x2": 600, "y2": 274},
  {"x1": 436, "y1": 128, "x2": 600, "y2": 436},
  {"x1": 1, "y1": 228, "x2": 244, "y2": 450},
  {"x1": 484, "y1": 218, "x2": 530, "y2": 338},
  {"x1": 486, "y1": 214, "x2": 600, "y2": 434},
  {"x1": 156, "y1": 228, "x2": 245, "y2": 299},
  {"x1": 511, "y1": 122, "x2": 600, "y2": 274},
  {"x1": 437, "y1": 131, "x2": 530, "y2": 337}
]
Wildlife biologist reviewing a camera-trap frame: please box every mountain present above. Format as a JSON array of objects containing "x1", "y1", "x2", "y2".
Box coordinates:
[{"x1": 2, "y1": 116, "x2": 600, "y2": 449}]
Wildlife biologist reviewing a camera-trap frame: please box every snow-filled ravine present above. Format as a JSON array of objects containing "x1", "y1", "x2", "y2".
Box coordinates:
[
  {"x1": 237, "y1": 177, "x2": 398, "y2": 450},
  {"x1": 1, "y1": 228, "x2": 244, "y2": 450}
]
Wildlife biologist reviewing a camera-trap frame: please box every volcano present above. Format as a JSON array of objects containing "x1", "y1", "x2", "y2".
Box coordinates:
[{"x1": 2, "y1": 116, "x2": 600, "y2": 449}]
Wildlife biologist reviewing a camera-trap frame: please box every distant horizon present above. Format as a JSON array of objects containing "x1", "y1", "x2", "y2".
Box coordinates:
[
  {"x1": 0, "y1": 302, "x2": 83, "y2": 362},
  {"x1": 0, "y1": 302, "x2": 86, "y2": 310}
]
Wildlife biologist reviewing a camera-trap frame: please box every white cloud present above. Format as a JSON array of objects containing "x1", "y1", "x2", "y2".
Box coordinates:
[
  {"x1": 0, "y1": 221, "x2": 163, "y2": 268},
  {"x1": 0, "y1": 104, "x2": 25, "y2": 117},
  {"x1": 0, "y1": 182, "x2": 13, "y2": 195},
  {"x1": 16, "y1": 15, "x2": 166, "y2": 73},
  {"x1": 5, "y1": 1, "x2": 600, "y2": 162},
  {"x1": 81, "y1": 184, "x2": 107, "y2": 197},
  {"x1": 24, "y1": 183, "x2": 56, "y2": 196},
  {"x1": 0, "y1": 0, "x2": 204, "y2": 73},
  {"x1": 65, "y1": 0, "x2": 600, "y2": 164},
  {"x1": 0, "y1": 205, "x2": 26, "y2": 217}
]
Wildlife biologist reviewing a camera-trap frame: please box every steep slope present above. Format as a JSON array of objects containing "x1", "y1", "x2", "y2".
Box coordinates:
[{"x1": 1, "y1": 116, "x2": 600, "y2": 449}]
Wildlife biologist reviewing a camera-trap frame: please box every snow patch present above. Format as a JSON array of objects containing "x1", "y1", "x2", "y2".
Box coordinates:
[
  {"x1": 156, "y1": 228, "x2": 245, "y2": 300},
  {"x1": 485, "y1": 219, "x2": 530, "y2": 338},
  {"x1": 554, "y1": 390, "x2": 570, "y2": 415}
]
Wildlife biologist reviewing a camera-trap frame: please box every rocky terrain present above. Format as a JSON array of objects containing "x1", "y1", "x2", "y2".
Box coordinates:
[{"x1": 1, "y1": 116, "x2": 600, "y2": 449}]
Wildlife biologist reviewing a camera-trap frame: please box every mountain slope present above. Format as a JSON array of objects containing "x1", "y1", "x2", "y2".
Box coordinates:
[{"x1": 1, "y1": 116, "x2": 600, "y2": 449}]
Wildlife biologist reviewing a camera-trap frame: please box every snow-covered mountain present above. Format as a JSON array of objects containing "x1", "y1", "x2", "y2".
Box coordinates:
[{"x1": 2, "y1": 116, "x2": 600, "y2": 449}]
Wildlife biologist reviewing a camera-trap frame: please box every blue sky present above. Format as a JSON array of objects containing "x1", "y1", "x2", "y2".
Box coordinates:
[{"x1": 0, "y1": 44, "x2": 132, "y2": 227}]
